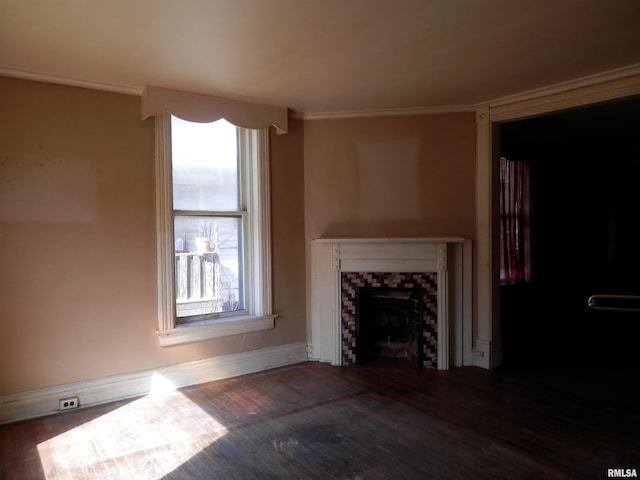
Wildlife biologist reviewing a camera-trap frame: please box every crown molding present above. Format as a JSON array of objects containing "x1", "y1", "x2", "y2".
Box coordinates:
[
  {"x1": 3, "y1": 63, "x2": 638, "y2": 121},
  {"x1": 483, "y1": 63, "x2": 640, "y2": 122},
  {"x1": 0, "y1": 67, "x2": 143, "y2": 96},
  {"x1": 295, "y1": 104, "x2": 476, "y2": 121}
]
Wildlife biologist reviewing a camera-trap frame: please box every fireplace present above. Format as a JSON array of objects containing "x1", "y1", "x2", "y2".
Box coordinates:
[
  {"x1": 310, "y1": 238, "x2": 473, "y2": 370},
  {"x1": 359, "y1": 288, "x2": 420, "y2": 363},
  {"x1": 356, "y1": 286, "x2": 426, "y2": 367},
  {"x1": 342, "y1": 273, "x2": 438, "y2": 368}
]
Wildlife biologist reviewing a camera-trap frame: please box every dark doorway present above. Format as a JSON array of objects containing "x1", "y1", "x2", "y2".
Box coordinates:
[{"x1": 499, "y1": 96, "x2": 640, "y2": 370}]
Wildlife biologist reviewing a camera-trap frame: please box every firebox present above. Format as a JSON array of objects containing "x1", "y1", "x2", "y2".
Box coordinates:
[{"x1": 356, "y1": 287, "x2": 425, "y2": 368}]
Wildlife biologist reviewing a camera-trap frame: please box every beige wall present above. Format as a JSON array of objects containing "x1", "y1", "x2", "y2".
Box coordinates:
[
  {"x1": 0, "y1": 77, "x2": 306, "y2": 394},
  {"x1": 304, "y1": 114, "x2": 476, "y2": 241},
  {"x1": 303, "y1": 114, "x2": 477, "y2": 347},
  {"x1": 0, "y1": 77, "x2": 476, "y2": 396},
  {"x1": 270, "y1": 118, "x2": 307, "y2": 345}
]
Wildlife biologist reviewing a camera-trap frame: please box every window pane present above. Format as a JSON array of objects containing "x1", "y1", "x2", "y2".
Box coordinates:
[
  {"x1": 174, "y1": 215, "x2": 243, "y2": 319},
  {"x1": 171, "y1": 117, "x2": 239, "y2": 211}
]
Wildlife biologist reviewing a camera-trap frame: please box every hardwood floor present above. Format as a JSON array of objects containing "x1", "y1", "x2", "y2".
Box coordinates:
[{"x1": 1, "y1": 359, "x2": 638, "y2": 479}]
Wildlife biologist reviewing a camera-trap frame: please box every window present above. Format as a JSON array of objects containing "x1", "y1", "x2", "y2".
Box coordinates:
[
  {"x1": 172, "y1": 117, "x2": 242, "y2": 319},
  {"x1": 499, "y1": 157, "x2": 532, "y2": 285},
  {"x1": 155, "y1": 114, "x2": 274, "y2": 346}
]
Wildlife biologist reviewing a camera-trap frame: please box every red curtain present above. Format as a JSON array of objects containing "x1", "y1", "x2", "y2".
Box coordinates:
[{"x1": 500, "y1": 157, "x2": 532, "y2": 285}]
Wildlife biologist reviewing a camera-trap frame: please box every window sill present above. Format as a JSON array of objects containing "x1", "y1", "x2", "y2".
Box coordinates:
[{"x1": 158, "y1": 314, "x2": 277, "y2": 347}]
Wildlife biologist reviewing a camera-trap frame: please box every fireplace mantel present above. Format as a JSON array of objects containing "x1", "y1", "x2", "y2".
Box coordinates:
[{"x1": 309, "y1": 237, "x2": 472, "y2": 370}]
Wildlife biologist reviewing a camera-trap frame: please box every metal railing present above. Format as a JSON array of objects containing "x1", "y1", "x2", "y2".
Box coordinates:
[{"x1": 175, "y1": 251, "x2": 224, "y2": 316}]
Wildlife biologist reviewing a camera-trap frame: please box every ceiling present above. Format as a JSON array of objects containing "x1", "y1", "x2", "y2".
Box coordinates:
[{"x1": 1, "y1": 0, "x2": 639, "y2": 116}]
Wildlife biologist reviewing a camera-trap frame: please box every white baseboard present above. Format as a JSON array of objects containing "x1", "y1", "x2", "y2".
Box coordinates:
[
  {"x1": 472, "y1": 338, "x2": 492, "y2": 370},
  {"x1": 0, "y1": 342, "x2": 308, "y2": 425}
]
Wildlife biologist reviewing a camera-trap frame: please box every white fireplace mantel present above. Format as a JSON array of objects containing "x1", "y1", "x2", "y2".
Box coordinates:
[{"x1": 309, "y1": 237, "x2": 473, "y2": 370}]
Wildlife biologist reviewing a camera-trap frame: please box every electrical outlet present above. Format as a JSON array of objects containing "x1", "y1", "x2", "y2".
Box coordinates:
[{"x1": 59, "y1": 397, "x2": 79, "y2": 411}]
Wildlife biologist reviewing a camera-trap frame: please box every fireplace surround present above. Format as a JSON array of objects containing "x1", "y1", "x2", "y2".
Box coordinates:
[
  {"x1": 340, "y1": 272, "x2": 438, "y2": 368},
  {"x1": 309, "y1": 238, "x2": 472, "y2": 370}
]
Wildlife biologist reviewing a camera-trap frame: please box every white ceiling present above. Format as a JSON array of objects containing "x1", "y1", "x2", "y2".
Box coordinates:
[{"x1": 1, "y1": 0, "x2": 639, "y2": 116}]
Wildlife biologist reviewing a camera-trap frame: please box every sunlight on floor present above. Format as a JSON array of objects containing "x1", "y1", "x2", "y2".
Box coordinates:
[{"x1": 36, "y1": 373, "x2": 228, "y2": 479}]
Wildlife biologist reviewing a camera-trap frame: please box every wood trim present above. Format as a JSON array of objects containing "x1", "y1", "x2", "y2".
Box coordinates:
[
  {"x1": 474, "y1": 68, "x2": 640, "y2": 370},
  {"x1": 0, "y1": 342, "x2": 308, "y2": 425},
  {"x1": 142, "y1": 86, "x2": 288, "y2": 134},
  {"x1": 490, "y1": 73, "x2": 640, "y2": 122},
  {"x1": 487, "y1": 64, "x2": 640, "y2": 121},
  {"x1": 297, "y1": 105, "x2": 476, "y2": 121},
  {"x1": 474, "y1": 105, "x2": 495, "y2": 370},
  {"x1": 158, "y1": 314, "x2": 276, "y2": 347},
  {"x1": 310, "y1": 238, "x2": 471, "y2": 370},
  {"x1": 448, "y1": 241, "x2": 474, "y2": 368},
  {"x1": 437, "y1": 243, "x2": 449, "y2": 370},
  {"x1": 0, "y1": 67, "x2": 142, "y2": 96},
  {"x1": 154, "y1": 121, "x2": 274, "y2": 344},
  {"x1": 154, "y1": 115, "x2": 176, "y2": 333},
  {"x1": 2, "y1": 62, "x2": 637, "y2": 121},
  {"x1": 462, "y1": 239, "x2": 474, "y2": 366},
  {"x1": 254, "y1": 128, "x2": 273, "y2": 315}
]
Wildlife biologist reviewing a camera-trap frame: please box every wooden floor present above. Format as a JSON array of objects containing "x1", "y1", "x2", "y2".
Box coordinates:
[{"x1": 1, "y1": 359, "x2": 638, "y2": 479}]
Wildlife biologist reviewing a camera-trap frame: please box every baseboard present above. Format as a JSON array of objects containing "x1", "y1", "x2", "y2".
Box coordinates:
[
  {"x1": 472, "y1": 337, "x2": 492, "y2": 370},
  {"x1": 0, "y1": 342, "x2": 308, "y2": 425}
]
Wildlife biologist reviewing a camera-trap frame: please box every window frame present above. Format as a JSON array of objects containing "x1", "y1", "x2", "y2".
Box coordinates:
[{"x1": 155, "y1": 114, "x2": 275, "y2": 346}]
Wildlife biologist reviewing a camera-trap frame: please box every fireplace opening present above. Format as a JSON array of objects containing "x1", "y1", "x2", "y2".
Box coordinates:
[{"x1": 356, "y1": 287, "x2": 425, "y2": 368}]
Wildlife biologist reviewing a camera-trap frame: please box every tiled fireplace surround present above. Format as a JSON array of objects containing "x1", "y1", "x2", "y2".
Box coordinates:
[
  {"x1": 341, "y1": 272, "x2": 438, "y2": 368},
  {"x1": 310, "y1": 238, "x2": 472, "y2": 370}
]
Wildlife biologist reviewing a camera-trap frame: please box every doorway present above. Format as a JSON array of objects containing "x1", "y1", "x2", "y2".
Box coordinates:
[{"x1": 499, "y1": 96, "x2": 640, "y2": 370}]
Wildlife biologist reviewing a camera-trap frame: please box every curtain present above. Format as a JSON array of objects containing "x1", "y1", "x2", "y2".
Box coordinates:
[{"x1": 500, "y1": 157, "x2": 532, "y2": 285}]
